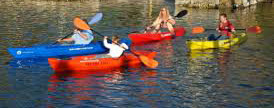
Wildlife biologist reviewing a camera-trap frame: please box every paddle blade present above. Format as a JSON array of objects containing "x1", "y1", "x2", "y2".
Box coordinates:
[
  {"x1": 73, "y1": 17, "x2": 90, "y2": 30},
  {"x1": 192, "y1": 26, "x2": 205, "y2": 34},
  {"x1": 247, "y1": 26, "x2": 262, "y2": 34},
  {"x1": 175, "y1": 10, "x2": 188, "y2": 18},
  {"x1": 139, "y1": 55, "x2": 158, "y2": 68},
  {"x1": 88, "y1": 13, "x2": 103, "y2": 25}
]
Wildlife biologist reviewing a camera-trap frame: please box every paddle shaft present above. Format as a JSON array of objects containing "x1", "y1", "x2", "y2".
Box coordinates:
[
  {"x1": 53, "y1": 32, "x2": 73, "y2": 44},
  {"x1": 192, "y1": 26, "x2": 260, "y2": 34},
  {"x1": 206, "y1": 28, "x2": 245, "y2": 31},
  {"x1": 90, "y1": 29, "x2": 127, "y2": 49}
]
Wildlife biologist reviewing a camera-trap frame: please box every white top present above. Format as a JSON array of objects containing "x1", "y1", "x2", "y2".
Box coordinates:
[{"x1": 103, "y1": 38, "x2": 129, "y2": 58}]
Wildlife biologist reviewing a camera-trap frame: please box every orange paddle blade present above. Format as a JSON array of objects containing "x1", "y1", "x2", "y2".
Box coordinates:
[
  {"x1": 192, "y1": 26, "x2": 205, "y2": 34},
  {"x1": 247, "y1": 26, "x2": 262, "y2": 34},
  {"x1": 139, "y1": 55, "x2": 159, "y2": 68},
  {"x1": 73, "y1": 17, "x2": 90, "y2": 30}
]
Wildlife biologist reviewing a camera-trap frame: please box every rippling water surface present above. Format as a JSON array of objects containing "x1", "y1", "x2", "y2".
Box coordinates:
[{"x1": 0, "y1": 0, "x2": 273, "y2": 108}]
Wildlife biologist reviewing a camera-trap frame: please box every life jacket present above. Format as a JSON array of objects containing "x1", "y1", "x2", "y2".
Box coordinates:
[{"x1": 218, "y1": 20, "x2": 235, "y2": 37}]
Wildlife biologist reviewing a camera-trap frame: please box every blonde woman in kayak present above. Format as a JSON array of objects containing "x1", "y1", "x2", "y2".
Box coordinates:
[{"x1": 145, "y1": 7, "x2": 176, "y2": 36}]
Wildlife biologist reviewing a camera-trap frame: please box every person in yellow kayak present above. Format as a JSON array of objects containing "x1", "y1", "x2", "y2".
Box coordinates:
[
  {"x1": 208, "y1": 13, "x2": 236, "y2": 40},
  {"x1": 145, "y1": 7, "x2": 176, "y2": 36},
  {"x1": 57, "y1": 20, "x2": 94, "y2": 44},
  {"x1": 95, "y1": 36, "x2": 129, "y2": 58}
]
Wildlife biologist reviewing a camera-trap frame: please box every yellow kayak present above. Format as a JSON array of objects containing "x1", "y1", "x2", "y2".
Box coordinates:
[{"x1": 186, "y1": 33, "x2": 247, "y2": 50}]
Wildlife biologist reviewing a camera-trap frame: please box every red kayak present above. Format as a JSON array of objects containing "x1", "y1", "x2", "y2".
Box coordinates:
[
  {"x1": 128, "y1": 26, "x2": 186, "y2": 44},
  {"x1": 48, "y1": 50, "x2": 157, "y2": 72}
]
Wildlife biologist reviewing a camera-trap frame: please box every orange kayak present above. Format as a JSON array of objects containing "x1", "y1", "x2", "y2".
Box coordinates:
[
  {"x1": 48, "y1": 51, "x2": 157, "y2": 72},
  {"x1": 128, "y1": 26, "x2": 186, "y2": 44}
]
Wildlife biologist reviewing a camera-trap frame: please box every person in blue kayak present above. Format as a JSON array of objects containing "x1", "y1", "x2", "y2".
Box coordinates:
[
  {"x1": 145, "y1": 7, "x2": 176, "y2": 36},
  {"x1": 95, "y1": 36, "x2": 129, "y2": 58},
  {"x1": 57, "y1": 19, "x2": 94, "y2": 44},
  {"x1": 208, "y1": 13, "x2": 236, "y2": 40}
]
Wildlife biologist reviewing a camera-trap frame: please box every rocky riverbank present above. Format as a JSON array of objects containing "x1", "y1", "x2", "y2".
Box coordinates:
[{"x1": 175, "y1": 0, "x2": 273, "y2": 8}]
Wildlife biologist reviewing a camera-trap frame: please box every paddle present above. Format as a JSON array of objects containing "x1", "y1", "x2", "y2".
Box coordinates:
[
  {"x1": 53, "y1": 13, "x2": 103, "y2": 44},
  {"x1": 175, "y1": 10, "x2": 188, "y2": 18},
  {"x1": 192, "y1": 26, "x2": 262, "y2": 34},
  {"x1": 74, "y1": 17, "x2": 159, "y2": 68},
  {"x1": 130, "y1": 10, "x2": 188, "y2": 33}
]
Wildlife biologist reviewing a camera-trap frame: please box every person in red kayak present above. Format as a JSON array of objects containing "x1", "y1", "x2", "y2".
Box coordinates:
[
  {"x1": 145, "y1": 7, "x2": 176, "y2": 36},
  {"x1": 208, "y1": 13, "x2": 236, "y2": 40},
  {"x1": 95, "y1": 36, "x2": 129, "y2": 58}
]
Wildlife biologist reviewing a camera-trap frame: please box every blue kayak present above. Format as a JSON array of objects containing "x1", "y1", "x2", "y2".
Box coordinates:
[{"x1": 8, "y1": 38, "x2": 131, "y2": 59}]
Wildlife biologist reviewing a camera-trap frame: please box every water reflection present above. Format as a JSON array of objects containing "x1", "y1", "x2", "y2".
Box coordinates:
[
  {"x1": 186, "y1": 49, "x2": 233, "y2": 107},
  {"x1": 8, "y1": 58, "x2": 49, "y2": 68},
  {"x1": 131, "y1": 39, "x2": 177, "y2": 68},
  {"x1": 47, "y1": 68, "x2": 125, "y2": 106},
  {"x1": 47, "y1": 67, "x2": 162, "y2": 107}
]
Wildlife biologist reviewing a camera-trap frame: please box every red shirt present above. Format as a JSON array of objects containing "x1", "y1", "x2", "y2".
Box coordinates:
[{"x1": 218, "y1": 20, "x2": 235, "y2": 36}]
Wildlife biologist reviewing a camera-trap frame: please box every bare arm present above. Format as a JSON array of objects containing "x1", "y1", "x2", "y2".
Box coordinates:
[
  {"x1": 75, "y1": 30, "x2": 89, "y2": 40},
  {"x1": 103, "y1": 36, "x2": 111, "y2": 48},
  {"x1": 57, "y1": 38, "x2": 74, "y2": 42}
]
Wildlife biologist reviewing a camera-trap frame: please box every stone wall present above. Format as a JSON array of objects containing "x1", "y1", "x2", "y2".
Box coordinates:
[{"x1": 175, "y1": 0, "x2": 272, "y2": 8}]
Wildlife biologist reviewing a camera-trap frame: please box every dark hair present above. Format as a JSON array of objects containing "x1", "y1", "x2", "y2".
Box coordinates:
[
  {"x1": 112, "y1": 35, "x2": 120, "y2": 42},
  {"x1": 220, "y1": 13, "x2": 227, "y2": 18}
]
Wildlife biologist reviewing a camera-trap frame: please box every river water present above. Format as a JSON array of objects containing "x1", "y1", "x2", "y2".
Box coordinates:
[{"x1": 0, "y1": 0, "x2": 273, "y2": 108}]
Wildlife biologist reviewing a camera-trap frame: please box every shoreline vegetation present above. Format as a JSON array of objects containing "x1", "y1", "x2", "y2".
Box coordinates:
[{"x1": 175, "y1": 0, "x2": 273, "y2": 9}]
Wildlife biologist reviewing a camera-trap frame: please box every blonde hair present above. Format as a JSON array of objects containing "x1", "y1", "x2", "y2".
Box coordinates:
[
  {"x1": 152, "y1": 7, "x2": 172, "y2": 26},
  {"x1": 158, "y1": 7, "x2": 170, "y2": 21}
]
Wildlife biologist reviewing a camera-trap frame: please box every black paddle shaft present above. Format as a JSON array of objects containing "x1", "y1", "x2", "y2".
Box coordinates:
[
  {"x1": 206, "y1": 28, "x2": 245, "y2": 31},
  {"x1": 90, "y1": 29, "x2": 135, "y2": 54},
  {"x1": 90, "y1": 29, "x2": 126, "y2": 49},
  {"x1": 53, "y1": 32, "x2": 74, "y2": 44}
]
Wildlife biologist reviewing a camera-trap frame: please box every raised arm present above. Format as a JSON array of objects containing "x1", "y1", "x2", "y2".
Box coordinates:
[{"x1": 103, "y1": 36, "x2": 111, "y2": 48}]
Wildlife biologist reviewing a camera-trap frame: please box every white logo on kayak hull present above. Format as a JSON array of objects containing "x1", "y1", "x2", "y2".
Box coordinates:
[
  {"x1": 69, "y1": 47, "x2": 93, "y2": 51},
  {"x1": 16, "y1": 51, "x2": 34, "y2": 55}
]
